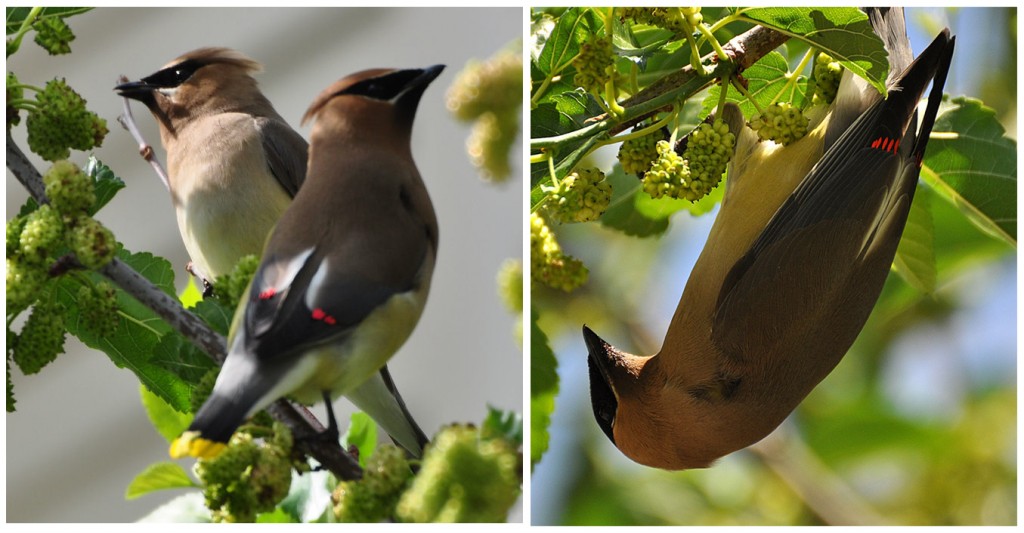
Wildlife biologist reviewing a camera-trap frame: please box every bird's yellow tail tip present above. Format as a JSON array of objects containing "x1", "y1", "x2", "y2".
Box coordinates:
[{"x1": 169, "y1": 431, "x2": 227, "y2": 459}]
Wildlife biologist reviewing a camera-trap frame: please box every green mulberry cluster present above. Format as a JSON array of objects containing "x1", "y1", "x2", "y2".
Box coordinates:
[
  {"x1": 195, "y1": 422, "x2": 294, "y2": 523},
  {"x1": 76, "y1": 281, "x2": 119, "y2": 338},
  {"x1": 6, "y1": 216, "x2": 26, "y2": 256},
  {"x1": 19, "y1": 204, "x2": 63, "y2": 264},
  {"x1": 43, "y1": 160, "x2": 96, "y2": 215},
  {"x1": 642, "y1": 140, "x2": 690, "y2": 200},
  {"x1": 496, "y1": 259, "x2": 523, "y2": 345},
  {"x1": 8, "y1": 71, "x2": 23, "y2": 126},
  {"x1": 25, "y1": 78, "x2": 107, "y2": 162},
  {"x1": 682, "y1": 119, "x2": 735, "y2": 197},
  {"x1": 572, "y1": 34, "x2": 617, "y2": 95},
  {"x1": 214, "y1": 254, "x2": 260, "y2": 311},
  {"x1": 545, "y1": 167, "x2": 612, "y2": 223},
  {"x1": 67, "y1": 216, "x2": 115, "y2": 270},
  {"x1": 750, "y1": 102, "x2": 809, "y2": 146},
  {"x1": 11, "y1": 298, "x2": 66, "y2": 375},
  {"x1": 812, "y1": 52, "x2": 843, "y2": 105},
  {"x1": 530, "y1": 213, "x2": 587, "y2": 292},
  {"x1": 32, "y1": 16, "x2": 75, "y2": 56},
  {"x1": 617, "y1": 126, "x2": 667, "y2": 176},
  {"x1": 448, "y1": 44, "x2": 522, "y2": 183},
  {"x1": 618, "y1": 7, "x2": 700, "y2": 33},
  {"x1": 447, "y1": 47, "x2": 521, "y2": 122},
  {"x1": 332, "y1": 444, "x2": 413, "y2": 523},
  {"x1": 5, "y1": 257, "x2": 47, "y2": 314},
  {"x1": 396, "y1": 424, "x2": 520, "y2": 523},
  {"x1": 496, "y1": 259, "x2": 523, "y2": 314},
  {"x1": 467, "y1": 112, "x2": 518, "y2": 183}
]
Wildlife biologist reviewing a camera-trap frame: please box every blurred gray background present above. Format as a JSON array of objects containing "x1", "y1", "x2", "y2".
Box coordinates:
[{"x1": 6, "y1": 7, "x2": 523, "y2": 522}]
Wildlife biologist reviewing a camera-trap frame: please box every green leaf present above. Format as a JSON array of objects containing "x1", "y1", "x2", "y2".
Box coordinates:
[
  {"x1": 149, "y1": 333, "x2": 216, "y2": 387},
  {"x1": 599, "y1": 166, "x2": 669, "y2": 237},
  {"x1": 257, "y1": 508, "x2": 297, "y2": 523},
  {"x1": 125, "y1": 462, "x2": 198, "y2": 500},
  {"x1": 16, "y1": 196, "x2": 39, "y2": 218},
  {"x1": 55, "y1": 249, "x2": 190, "y2": 412},
  {"x1": 341, "y1": 411, "x2": 377, "y2": 467},
  {"x1": 702, "y1": 51, "x2": 806, "y2": 118},
  {"x1": 140, "y1": 384, "x2": 193, "y2": 442},
  {"x1": 178, "y1": 277, "x2": 204, "y2": 309},
  {"x1": 921, "y1": 96, "x2": 1016, "y2": 246},
  {"x1": 892, "y1": 185, "x2": 937, "y2": 293},
  {"x1": 530, "y1": 91, "x2": 604, "y2": 141},
  {"x1": 84, "y1": 157, "x2": 126, "y2": 216},
  {"x1": 599, "y1": 164, "x2": 724, "y2": 238},
  {"x1": 191, "y1": 298, "x2": 234, "y2": 337},
  {"x1": 535, "y1": 7, "x2": 600, "y2": 75},
  {"x1": 118, "y1": 249, "x2": 177, "y2": 296},
  {"x1": 482, "y1": 405, "x2": 524, "y2": 446},
  {"x1": 6, "y1": 7, "x2": 92, "y2": 35},
  {"x1": 530, "y1": 307, "x2": 559, "y2": 468},
  {"x1": 738, "y1": 7, "x2": 888, "y2": 95}
]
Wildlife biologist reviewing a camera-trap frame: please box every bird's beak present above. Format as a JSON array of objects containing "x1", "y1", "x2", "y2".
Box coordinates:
[
  {"x1": 114, "y1": 79, "x2": 157, "y2": 102},
  {"x1": 583, "y1": 325, "x2": 619, "y2": 444},
  {"x1": 408, "y1": 64, "x2": 445, "y2": 91},
  {"x1": 583, "y1": 325, "x2": 616, "y2": 382},
  {"x1": 393, "y1": 64, "x2": 445, "y2": 104}
]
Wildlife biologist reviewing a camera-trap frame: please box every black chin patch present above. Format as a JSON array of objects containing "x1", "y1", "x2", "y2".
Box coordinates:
[{"x1": 587, "y1": 349, "x2": 617, "y2": 444}]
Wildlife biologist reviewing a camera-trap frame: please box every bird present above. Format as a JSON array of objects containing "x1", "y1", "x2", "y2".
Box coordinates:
[
  {"x1": 115, "y1": 48, "x2": 432, "y2": 458},
  {"x1": 584, "y1": 8, "x2": 955, "y2": 470},
  {"x1": 168, "y1": 64, "x2": 444, "y2": 459}
]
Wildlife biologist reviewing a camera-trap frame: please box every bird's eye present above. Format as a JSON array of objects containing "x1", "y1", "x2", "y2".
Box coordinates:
[
  {"x1": 343, "y1": 70, "x2": 421, "y2": 101},
  {"x1": 173, "y1": 68, "x2": 191, "y2": 84},
  {"x1": 143, "y1": 59, "x2": 203, "y2": 89}
]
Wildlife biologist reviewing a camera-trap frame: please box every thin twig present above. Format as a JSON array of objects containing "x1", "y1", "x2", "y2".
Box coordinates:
[
  {"x1": 609, "y1": 24, "x2": 788, "y2": 137},
  {"x1": 115, "y1": 75, "x2": 170, "y2": 191},
  {"x1": 749, "y1": 425, "x2": 888, "y2": 525},
  {"x1": 6, "y1": 135, "x2": 362, "y2": 480}
]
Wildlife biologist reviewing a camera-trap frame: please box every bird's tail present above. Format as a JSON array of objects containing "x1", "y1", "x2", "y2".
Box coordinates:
[
  {"x1": 826, "y1": 7, "x2": 915, "y2": 150},
  {"x1": 169, "y1": 351, "x2": 282, "y2": 459},
  {"x1": 346, "y1": 366, "x2": 429, "y2": 458}
]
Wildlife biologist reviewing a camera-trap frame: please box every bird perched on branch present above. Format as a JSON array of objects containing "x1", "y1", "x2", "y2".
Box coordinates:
[
  {"x1": 168, "y1": 65, "x2": 443, "y2": 459},
  {"x1": 585, "y1": 8, "x2": 955, "y2": 470},
  {"x1": 116, "y1": 49, "x2": 437, "y2": 458}
]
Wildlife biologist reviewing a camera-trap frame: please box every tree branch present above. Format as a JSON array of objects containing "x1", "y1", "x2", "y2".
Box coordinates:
[
  {"x1": 749, "y1": 425, "x2": 888, "y2": 525},
  {"x1": 530, "y1": 23, "x2": 790, "y2": 149},
  {"x1": 6, "y1": 134, "x2": 362, "y2": 480}
]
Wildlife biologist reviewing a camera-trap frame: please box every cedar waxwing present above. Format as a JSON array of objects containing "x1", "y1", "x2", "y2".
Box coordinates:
[
  {"x1": 116, "y1": 48, "x2": 430, "y2": 457},
  {"x1": 585, "y1": 8, "x2": 955, "y2": 470},
  {"x1": 169, "y1": 64, "x2": 444, "y2": 459}
]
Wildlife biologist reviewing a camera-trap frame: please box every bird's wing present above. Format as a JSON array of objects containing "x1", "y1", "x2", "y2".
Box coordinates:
[
  {"x1": 256, "y1": 117, "x2": 309, "y2": 197},
  {"x1": 241, "y1": 240, "x2": 427, "y2": 362},
  {"x1": 712, "y1": 101, "x2": 912, "y2": 365}
]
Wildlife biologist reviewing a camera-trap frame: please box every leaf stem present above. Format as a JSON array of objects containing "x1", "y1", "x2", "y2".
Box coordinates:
[
  {"x1": 695, "y1": 21, "x2": 729, "y2": 63},
  {"x1": 598, "y1": 105, "x2": 676, "y2": 147},
  {"x1": 7, "y1": 7, "x2": 43, "y2": 57},
  {"x1": 772, "y1": 47, "x2": 814, "y2": 106},
  {"x1": 732, "y1": 76, "x2": 766, "y2": 115},
  {"x1": 529, "y1": 151, "x2": 552, "y2": 164},
  {"x1": 715, "y1": 73, "x2": 731, "y2": 119}
]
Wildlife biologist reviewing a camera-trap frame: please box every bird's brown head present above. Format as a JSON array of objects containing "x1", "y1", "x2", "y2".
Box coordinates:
[
  {"x1": 583, "y1": 325, "x2": 723, "y2": 470},
  {"x1": 115, "y1": 47, "x2": 268, "y2": 128},
  {"x1": 301, "y1": 65, "x2": 444, "y2": 143}
]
